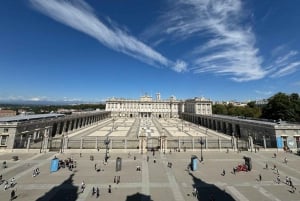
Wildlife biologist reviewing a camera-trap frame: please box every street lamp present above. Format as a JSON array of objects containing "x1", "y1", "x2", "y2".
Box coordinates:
[
  {"x1": 200, "y1": 137, "x2": 204, "y2": 162},
  {"x1": 104, "y1": 137, "x2": 111, "y2": 163}
]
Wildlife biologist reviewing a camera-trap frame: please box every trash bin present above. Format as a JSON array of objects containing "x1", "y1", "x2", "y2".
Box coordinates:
[
  {"x1": 116, "y1": 157, "x2": 122, "y2": 171},
  {"x1": 191, "y1": 155, "x2": 198, "y2": 171}
]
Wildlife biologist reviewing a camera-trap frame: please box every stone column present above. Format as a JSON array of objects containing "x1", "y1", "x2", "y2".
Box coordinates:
[
  {"x1": 27, "y1": 137, "x2": 31, "y2": 150},
  {"x1": 63, "y1": 136, "x2": 68, "y2": 150},
  {"x1": 80, "y1": 138, "x2": 83, "y2": 150},
  {"x1": 232, "y1": 136, "x2": 237, "y2": 151},
  {"x1": 124, "y1": 138, "x2": 127, "y2": 150},
  {"x1": 43, "y1": 135, "x2": 49, "y2": 150},
  {"x1": 205, "y1": 137, "x2": 208, "y2": 149},
  {"x1": 95, "y1": 137, "x2": 98, "y2": 149},
  {"x1": 248, "y1": 136, "x2": 254, "y2": 152},
  {"x1": 192, "y1": 137, "x2": 194, "y2": 151},
  {"x1": 263, "y1": 136, "x2": 267, "y2": 149}
]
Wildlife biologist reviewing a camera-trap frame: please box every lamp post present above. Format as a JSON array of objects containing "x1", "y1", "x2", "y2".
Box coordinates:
[
  {"x1": 104, "y1": 137, "x2": 111, "y2": 163},
  {"x1": 60, "y1": 134, "x2": 64, "y2": 153},
  {"x1": 200, "y1": 137, "x2": 204, "y2": 162},
  {"x1": 112, "y1": 118, "x2": 115, "y2": 131}
]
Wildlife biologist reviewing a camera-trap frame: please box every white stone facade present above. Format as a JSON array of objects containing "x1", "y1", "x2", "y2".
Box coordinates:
[{"x1": 105, "y1": 94, "x2": 212, "y2": 118}]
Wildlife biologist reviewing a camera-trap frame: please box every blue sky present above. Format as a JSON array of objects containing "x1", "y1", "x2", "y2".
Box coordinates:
[{"x1": 1, "y1": 0, "x2": 300, "y2": 103}]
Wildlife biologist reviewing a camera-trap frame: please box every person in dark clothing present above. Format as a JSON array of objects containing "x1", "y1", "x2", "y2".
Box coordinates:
[
  {"x1": 10, "y1": 189, "x2": 15, "y2": 201},
  {"x1": 96, "y1": 187, "x2": 100, "y2": 198}
]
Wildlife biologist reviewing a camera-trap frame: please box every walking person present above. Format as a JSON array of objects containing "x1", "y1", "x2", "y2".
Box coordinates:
[
  {"x1": 193, "y1": 187, "x2": 198, "y2": 198},
  {"x1": 284, "y1": 157, "x2": 288, "y2": 164},
  {"x1": 4, "y1": 180, "x2": 9, "y2": 190},
  {"x1": 222, "y1": 169, "x2": 225, "y2": 176},
  {"x1": 81, "y1": 181, "x2": 85, "y2": 193},
  {"x1": 10, "y1": 189, "x2": 16, "y2": 201},
  {"x1": 96, "y1": 187, "x2": 100, "y2": 198},
  {"x1": 92, "y1": 186, "x2": 95, "y2": 196},
  {"x1": 276, "y1": 175, "x2": 281, "y2": 184},
  {"x1": 259, "y1": 174, "x2": 262, "y2": 182},
  {"x1": 108, "y1": 185, "x2": 111, "y2": 193}
]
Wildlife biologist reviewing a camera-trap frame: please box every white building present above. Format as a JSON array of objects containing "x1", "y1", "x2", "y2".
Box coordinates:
[{"x1": 105, "y1": 93, "x2": 212, "y2": 118}]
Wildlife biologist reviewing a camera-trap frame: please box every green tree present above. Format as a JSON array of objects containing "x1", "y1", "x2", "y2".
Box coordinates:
[
  {"x1": 262, "y1": 92, "x2": 300, "y2": 122},
  {"x1": 212, "y1": 104, "x2": 227, "y2": 115}
]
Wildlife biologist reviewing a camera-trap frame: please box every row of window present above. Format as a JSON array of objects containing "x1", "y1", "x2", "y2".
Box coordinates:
[
  {"x1": 107, "y1": 103, "x2": 179, "y2": 109},
  {"x1": 0, "y1": 135, "x2": 8, "y2": 146}
]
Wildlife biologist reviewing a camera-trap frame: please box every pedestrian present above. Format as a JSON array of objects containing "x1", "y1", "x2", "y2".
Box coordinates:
[
  {"x1": 4, "y1": 180, "x2": 9, "y2": 190},
  {"x1": 222, "y1": 169, "x2": 225, "y2": 176},
  {"x1": 10, "y1": 189, "x2": 15, "y2": 201},
  {"x1": 284, "y1": 157, "x2": 288, "y2": 164},
  {"x1": 108, "y1": 185, "x2": 111, "y2": 193},
  {"x1": 291, "y1": 185, "x2": 296, "y2": 193},
  {"x1": 94, "y1": 163, "x2": 97, "y2": 170},
  {"x1": 96, "y1": 187, "x2": 100, "y2": 198},
  {"x1": 117, "y1": 176, "x2": 120, "y2": 184},
  {"x1": 92, "y1": 186, "x2": 95, "y2": 196},
  {"x1": 233, "y1": 167, "x2": 236, "y2": 175},
  {"x1": 276, "y1": 175, "x2": 280, "y2": 184},
  {"x1": 259, "y1": 174, "x2": 262, "y2": 181},
  {"x1": 10, "y1": 177, "x2": 16, "y2": 188},
  {"x1": 114, "y1": 176, "x2": 116, "y2": 183},
  {"x1": 285, "y1": 176, "x2": 290, "y2": 185},
  {"x1": 81, "y1": 181, "x2": 85, "y2": 193},
  {"x1": 193, "y1": 187, "x2": 197, "y2": 197},
  {"x1": 147, "y1": 156, "x2": 149, "y2": 162},
  {"x1": 273, "y1": 153, "x2": 277, "y2": 158},
  {"x1": 289, "y1": 178, "x2": 293, "y2": 187}
]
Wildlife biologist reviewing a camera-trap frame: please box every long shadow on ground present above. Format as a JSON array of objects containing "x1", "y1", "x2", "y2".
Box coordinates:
[
  {"x1": 126, "y1": 192, "x2": 153, "y2": 201},
  {"x1": 36, "y1": 173, "x2": 78, "y2": 201},
  {"x1": 188, "y1": 170, "x2": 236, "y2": 201}
]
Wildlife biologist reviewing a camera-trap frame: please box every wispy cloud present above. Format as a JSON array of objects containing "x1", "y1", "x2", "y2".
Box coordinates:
[
  {"x1": 267, "y1": 49, "x2": 300, "y2": 78},
  {"x1": 30, "y1": 0, "x2": 187, "y2": 72},
  {"x1": 145, "y1": 0, "x2": 267, "y2": 82},
  {"x1": 271, "y1": 62, "x2": 300, "y2": 78},
  {"x1": 254, "y1": 90, "x2": 273, "y2": 96}
]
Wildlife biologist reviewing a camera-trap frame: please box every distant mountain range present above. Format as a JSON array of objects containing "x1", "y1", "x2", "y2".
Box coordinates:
[{"x1": 0, "y1": 99, "x2": 105, "y2": 106}]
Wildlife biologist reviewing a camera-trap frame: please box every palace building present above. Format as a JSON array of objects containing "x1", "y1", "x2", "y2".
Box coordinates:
[{"x1": 105, "y1": 93, "x2": 212, "y2": 118}]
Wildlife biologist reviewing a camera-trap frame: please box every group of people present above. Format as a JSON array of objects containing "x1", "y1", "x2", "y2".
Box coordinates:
[
  {"x1": 91, "y1": 186, "x2": 100, "y2": 198},
  {"x1": 113, "y1": 176, "x2": 120, "y2": 184},
  {"x1": 59, "y1": 157, "x2": 76, "y2": 171},
  {"x1": 4, "y1": 177, "x2": 16, "y2": 190}
]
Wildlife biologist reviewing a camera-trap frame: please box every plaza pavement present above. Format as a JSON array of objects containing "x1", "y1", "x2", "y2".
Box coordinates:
[{"x1": 0, "y1": 149, "x2": 300, "y2": 201}]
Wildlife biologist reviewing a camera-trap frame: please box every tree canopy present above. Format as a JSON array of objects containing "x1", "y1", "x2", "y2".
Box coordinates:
[{"x1": 261, "y1": 92, "x2": 300, "y2": 122}]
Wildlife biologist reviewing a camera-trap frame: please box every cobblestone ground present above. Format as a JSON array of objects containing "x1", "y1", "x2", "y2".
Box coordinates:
[{"x1": 0, "y1": 149, "x2": 299, "y2": 201}]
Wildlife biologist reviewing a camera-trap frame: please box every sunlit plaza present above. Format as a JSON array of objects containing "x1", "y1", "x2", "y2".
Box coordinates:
[{"x1": 1, "y1": 117, "x2": 300, "y2": 201}]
